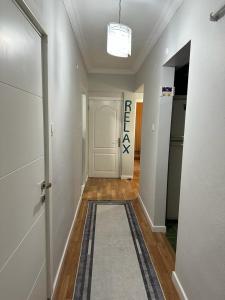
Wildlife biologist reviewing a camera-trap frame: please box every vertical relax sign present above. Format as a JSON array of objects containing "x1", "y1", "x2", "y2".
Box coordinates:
[
  {"x1": 121, "y1": 93, "x2": 135, "y2": 179},
  {"x1": 123, "y1": 100, "x2": 132, "y2": 154}
]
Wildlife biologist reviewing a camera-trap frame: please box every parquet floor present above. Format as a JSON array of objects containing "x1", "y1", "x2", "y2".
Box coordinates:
[{"x1": 53, "y1": 160, "x2": 179, "y2": 300}]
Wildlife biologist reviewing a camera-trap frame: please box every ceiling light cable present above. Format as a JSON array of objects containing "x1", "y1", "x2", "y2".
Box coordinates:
[
  {"x1": 119, "y1": 0, "x2": 122, "y2": 23},
  {"x1": 107, "y1": 0, "x2": 132, "y2": 58}
]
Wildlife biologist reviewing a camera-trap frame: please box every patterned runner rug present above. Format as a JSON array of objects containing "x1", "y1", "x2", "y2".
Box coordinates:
[{"x1": 73, "y1": 200, "x2": 164, "y2": 300}]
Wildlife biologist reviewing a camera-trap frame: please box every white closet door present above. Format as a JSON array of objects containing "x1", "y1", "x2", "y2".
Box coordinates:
[{"x1": 0, "y1": 1, "x2": 47, "y2": 299}]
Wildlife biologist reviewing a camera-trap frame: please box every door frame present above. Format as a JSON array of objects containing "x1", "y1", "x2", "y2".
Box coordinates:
[
  {"x1": 13, "y1": 1, "x2": 53, "y2": 298},
  {"x1": 152, "y1": 41, "x2": 191, "y2": 230},
  {"x1": 88, "y1": 96, "x2": 123, "y2": 178},
  {"x1": 82, "y1": 93, "x2": 88, "y2": 186}
]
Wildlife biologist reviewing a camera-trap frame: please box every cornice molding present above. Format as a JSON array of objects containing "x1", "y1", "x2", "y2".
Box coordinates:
[
  {"x1": 63, "y1": 0, "x2": 92, "y2": 70},
  {"x1": 132, "y1": 0, "x2": 184, "y2": 72},
  {"x1": 64, "y1": 0, "x2": 184, "y2": 75}
]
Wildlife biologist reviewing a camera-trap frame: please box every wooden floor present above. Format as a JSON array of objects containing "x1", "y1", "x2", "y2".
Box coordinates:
[{"x1": 53, "y1": 160, "x2": 179, "y2": 300}]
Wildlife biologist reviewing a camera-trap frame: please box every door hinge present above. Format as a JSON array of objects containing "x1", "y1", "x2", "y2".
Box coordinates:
[{"x1": 118, "y1": 137, "x2": 121, "y2": 147}]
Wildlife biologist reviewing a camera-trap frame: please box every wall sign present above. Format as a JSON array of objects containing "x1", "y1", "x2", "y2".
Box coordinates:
[
  {"x1": 161, "y1": 86, "x2": 174, "y2": 97},
  {"x1": 123, "y1": 100, "x2": 132, "y2": 154}
]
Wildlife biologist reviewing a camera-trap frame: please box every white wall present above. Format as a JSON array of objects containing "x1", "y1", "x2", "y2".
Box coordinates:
[
  {"x1": 136, "y1": 0, "x2": 225, "y2": 299},
  {"x1": 154, "y1": 67, "x2": 175, "y2": 225},
  {"x1": 24, "y1": 0, "x2": 88, "y2": 295},
  {"x1": 88, "y1": 73, "x2": 135, "y2": 94},
  {"x1": 49, "y1": 0, "x2": 88, "y2": 284},
  {"x1": 135, "y1": 92, "x2": 144, "y2": 103}
]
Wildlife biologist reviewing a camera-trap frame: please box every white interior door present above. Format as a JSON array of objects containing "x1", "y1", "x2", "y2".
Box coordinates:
[
  {"x1": 89, "y1": 99, "x2": 121, "y2": 178},
  {"x1": 0, "y1": 1, "x2": 47, "y2": 299}
]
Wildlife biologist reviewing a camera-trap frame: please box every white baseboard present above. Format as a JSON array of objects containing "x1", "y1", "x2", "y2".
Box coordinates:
[
  {"x1": 121, "y1": 175, "x2": 133, "y2": 180},
  {"x1": 138, "y1": 193, "x2": 166, "y2": 233},
  {"x1": 81, "y1": 178, "x2": 87, "y2": 195},
  {"x1": 52, "y1": 181, "x2": 86, "y2": 297},
  {"x1": 172, "y1": 272, "x2": 188, "y2": 300}
]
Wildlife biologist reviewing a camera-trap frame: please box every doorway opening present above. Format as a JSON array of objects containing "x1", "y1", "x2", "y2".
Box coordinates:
[
  {"x1": 134, "y1": 87, "x2": 144, "y2": 184},
  {"x1": 165, "y1": 43, "x2": 191, "y2": 252}
]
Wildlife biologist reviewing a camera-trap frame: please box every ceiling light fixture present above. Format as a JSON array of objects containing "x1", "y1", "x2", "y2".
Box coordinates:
[{"x1": 107, "y1": 0, "x2": 132, "y2": 58}]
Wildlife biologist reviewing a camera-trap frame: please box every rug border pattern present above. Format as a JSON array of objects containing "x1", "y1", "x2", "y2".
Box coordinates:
[{"x1": 73, "y1": 200, "x2": 164, "y2": 300}]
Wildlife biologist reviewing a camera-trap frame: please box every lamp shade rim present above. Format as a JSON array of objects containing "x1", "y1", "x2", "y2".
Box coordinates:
[{"x1": 107, "y1": 22, "x2": 132, "y2": 58}]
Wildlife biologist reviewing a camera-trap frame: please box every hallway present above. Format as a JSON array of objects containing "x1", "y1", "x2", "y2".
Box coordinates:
[
  {"x1": 54, "y1": 160, "x2": 178, "y2": 300},
  {"x1": 1, "y1": 0, "x2": 225, "y2": 299}
]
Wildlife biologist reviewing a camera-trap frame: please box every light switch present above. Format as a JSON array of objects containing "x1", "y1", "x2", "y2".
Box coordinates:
[
  {"x1": 51, "y1": 123, "x2": 54, "y2": 136},
  {"x1": 152, "y1": 124, "x2": 156, "y2": 132}
]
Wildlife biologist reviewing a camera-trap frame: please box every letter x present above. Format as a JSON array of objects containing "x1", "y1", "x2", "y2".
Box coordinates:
[{"x1": 123, "y1": 144, "x2": 130, "y2": 154}]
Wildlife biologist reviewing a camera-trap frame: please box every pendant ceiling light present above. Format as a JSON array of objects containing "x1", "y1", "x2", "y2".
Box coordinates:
[{"x1": 107, "y1": 0, "x2": 132, "y2": 58}]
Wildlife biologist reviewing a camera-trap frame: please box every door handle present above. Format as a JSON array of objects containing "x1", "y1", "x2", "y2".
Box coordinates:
[
  {"x1": 40, "y1": 181, "x2": 52, "y2": 204},
  {"x1": 41, "y1": 181, "x2": 52, "y2": 191}
]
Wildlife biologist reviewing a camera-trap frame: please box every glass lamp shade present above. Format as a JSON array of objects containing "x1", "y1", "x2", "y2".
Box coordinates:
[{"x1": 107, "y1": 23, "x2": 132, "y2": 58}]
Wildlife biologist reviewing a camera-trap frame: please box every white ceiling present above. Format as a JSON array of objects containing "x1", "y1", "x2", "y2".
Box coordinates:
[{"x1": 64, "y1": 0, "x2": 183, "y2": 74}]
